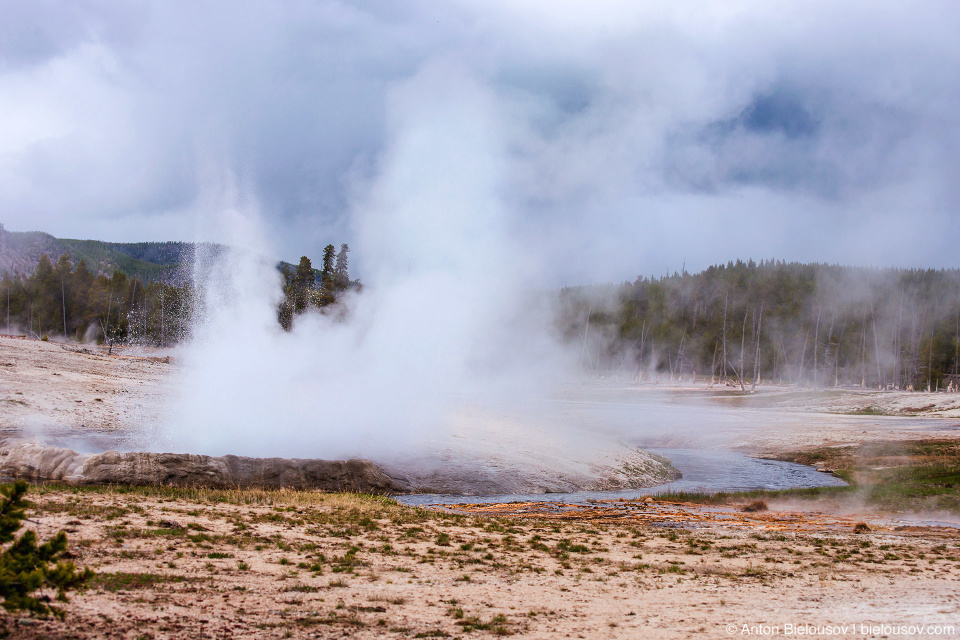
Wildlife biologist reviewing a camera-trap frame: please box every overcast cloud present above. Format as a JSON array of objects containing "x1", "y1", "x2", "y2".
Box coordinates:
[{"x1": 1, "y1": 0, "x2": 958, "y2": 283}]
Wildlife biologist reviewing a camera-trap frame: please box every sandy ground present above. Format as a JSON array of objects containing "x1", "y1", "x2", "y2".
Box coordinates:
[{"x1": 0, "y1": 487, "x2": 957, "y2": 640}]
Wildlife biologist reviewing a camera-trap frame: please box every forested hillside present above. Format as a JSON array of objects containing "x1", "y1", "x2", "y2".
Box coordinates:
[
  {"x1": 560, "y1": 260, "x2": 960, "y2": 391},
  {"x1": 0, "y1": 224, "x2": 218, "y2": 284}
]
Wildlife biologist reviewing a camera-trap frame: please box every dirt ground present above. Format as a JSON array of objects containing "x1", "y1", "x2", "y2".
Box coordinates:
[
  {"x1": 2, "y1": 335, "x2": 960, "y2": 638},
  {"x1": 1, "y1": 487, "x2": 958, "y2": 640},
  {"x1": 0, "y1": 336, "x2": 172, "y2": 438}
]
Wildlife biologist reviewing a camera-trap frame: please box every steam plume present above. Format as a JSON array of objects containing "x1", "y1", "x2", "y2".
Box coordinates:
[{"x1": 153, "y1": 64, "x2": 567, "y2": 461}]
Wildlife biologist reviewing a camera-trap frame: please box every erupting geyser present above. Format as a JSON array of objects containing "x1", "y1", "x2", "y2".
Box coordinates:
[{"x1": 123, "y1": 63, "x2": 678, "y2": 494}]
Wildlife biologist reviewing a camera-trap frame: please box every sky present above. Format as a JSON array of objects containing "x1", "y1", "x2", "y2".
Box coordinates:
[{"x1": 1, "y1": 0, "x2": 959, "y2": 284}]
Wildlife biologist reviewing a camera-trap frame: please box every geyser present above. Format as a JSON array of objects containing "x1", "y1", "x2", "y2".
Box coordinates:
[{"x1": 122, "y1": 63, "x2": 676, "y2": 494}]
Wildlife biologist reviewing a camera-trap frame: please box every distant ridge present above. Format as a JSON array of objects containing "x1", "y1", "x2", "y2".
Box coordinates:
[{"x1": 0, "y1": 223, "x2": 222, "y2": 284}]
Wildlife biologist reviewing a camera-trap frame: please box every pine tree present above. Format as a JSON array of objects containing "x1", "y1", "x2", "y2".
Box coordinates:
[
  {"x1": 293, "y1": 256, "x2": 314, "y2": 313},
  {"x1": 334, "y1": 244, "x2": 350, "y2": 292},
  {"x1": 54, "y1": 255, "x2": 72, "y2": 336},
  {"x1": 321, "y1": 245, "x2": 336, "y2": 280},
  {"x1": 319, "y1": 244, "x2": 337, "y2": 306},
  {"x1": 295, "y1": 256, "x2": 315, "y2": 290},
  {"x1": 278, "y1": 264, "x2": 295, "y2": 329},
  {"x1": 0, "y1": 481, "x2": 91, "y2": 617}
]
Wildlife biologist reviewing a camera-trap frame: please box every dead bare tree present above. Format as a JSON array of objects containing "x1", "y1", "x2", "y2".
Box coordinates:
[
  {"x1": 722, "y1": 293, "x2": 729, "y2": 383},
  {"x1": 675, "y1": 330, "x2": 686, "y2": 381},
  {"x1": 778, "y1": 333, "x2": 790, "y2": 385},
  {"x1": 102, "y1": 285, "x2": 116, "y2": 355},
  {"x1": 739, "y1": 311, "x2": 747, "y2": 389},
  {"x1": 727, "y1": 358, "x2": 746, "y2": 392},
  {"x1": 752, "y1": 302, "x2": 764, "y2": 390},
  {"x1": 924, "y1": 301, "x2": 932, "y2": 390},
  {"x1": 857, "y1": 309, "x2": 867, "y2": 388},
  {"x1": 813, "y1": 307, "x2": 821, "y2": 388},
  {"x1": 579, "y1": 307, "x2": 593, "y2": 371},
  {"x1": 61, "y1": 276, "x2": 67, "y2": 338},
  {"x1": 710, "y1": 340, "x2": 719, "y2": 387},
  {"x1": 796, "y1": 330, "x2": 809, "y2": 388},
  {"x1": 772, "y1": 334, "x2": 779, "y2": 384},
  {"x1": 834, "y1": 325, "x2": 845, "y2": 388},
  {"x1": 894, "y1": 288, "x2": 904, "y2": 388},
  {"x1": 825, "y1": 304, "x2": 836, "y2": 386},
  {"x1": 870, "y1": 298, "x2": 883, "y2": 388},
  {"x1": 633, "y1": 320, "x2": 647, "y2": 383},
  {"x1": 160, "y1": 287, "x2": 166, "y2": 348},
  {"x1": 619, "y1": 337, "x2": 639, "y2": 375}
]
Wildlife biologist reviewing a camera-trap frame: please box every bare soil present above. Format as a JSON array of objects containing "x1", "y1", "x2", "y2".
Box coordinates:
[
  {"x1": 0, "y1": 336, "x2": 172, "y2": 437},
  {"x1": 1, "y1": 337, "x2": 959, "y2": 638},
  {"x1": 2, "y1": 487, "x2": 958, "y2": 640}
]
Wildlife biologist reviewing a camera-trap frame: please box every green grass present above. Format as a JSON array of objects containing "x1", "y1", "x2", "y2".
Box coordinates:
[
  {"x1": 651, "y1": 485, "x2": 852, "y2": 505},
  {"x1": 455, "y1": 613, "x2": 511, "y2": 634},
  {"x1": 32, "y1": 483, "x2": 405, "y2": 512},
  {"x1": 859, "y1": 463, "x2": 960, "y2": 512},
  {"x1": 91, "y1": 572, "x2": 187, "y2": 592},
  {"x1": 656, "y1": 440, "x2": 960, "y2": 513}
]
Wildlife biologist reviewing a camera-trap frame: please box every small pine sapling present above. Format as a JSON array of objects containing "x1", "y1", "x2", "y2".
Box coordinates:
[{"x1": 0, "y1": 481, "x2": 92, "y2": 618}]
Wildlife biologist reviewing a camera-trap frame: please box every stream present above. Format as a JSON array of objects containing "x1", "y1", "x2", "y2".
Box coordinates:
[{"x1": 397, "y1": 447, "x2": 847, "y2": 506}]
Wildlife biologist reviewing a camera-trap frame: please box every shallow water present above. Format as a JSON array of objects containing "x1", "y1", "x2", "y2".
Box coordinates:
[{"x1": 397, "y1": 447, "x2": 847, "y2": 506}]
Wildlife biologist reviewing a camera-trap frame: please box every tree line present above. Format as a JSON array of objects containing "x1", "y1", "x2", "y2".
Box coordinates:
[
  {"x1": 8, "y1": 249, "x2": 958, "y2": 391},
  {"x1": 0, "y1": 253, "x2": 190, "y2": 347},
  {"x1": 560, "y1": 260, "x2": 960, "y2": 391},
  {"x1": 0, "y1": 243, "x2": 358, "y2": 345}
]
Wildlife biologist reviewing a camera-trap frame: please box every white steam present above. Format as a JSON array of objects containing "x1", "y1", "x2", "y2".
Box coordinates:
[{"x1": 154, "y1": 65, "x2": 569, "y2": 460}]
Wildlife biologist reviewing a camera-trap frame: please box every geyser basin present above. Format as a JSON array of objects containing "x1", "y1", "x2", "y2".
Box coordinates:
[{"x1": 0, "y1": 428, "x2": 681, "y2": 496}]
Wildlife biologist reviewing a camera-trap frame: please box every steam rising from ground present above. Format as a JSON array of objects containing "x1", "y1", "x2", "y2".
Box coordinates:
[{"x1": 154, "y1": 65, "x2": 571, "y2": 461}]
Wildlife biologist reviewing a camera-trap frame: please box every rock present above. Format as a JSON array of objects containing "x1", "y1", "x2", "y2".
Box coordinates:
[
  {"x1": 0, "y1": 442, "x2": 88, "y2": 482},
  {"x1": 0, "y1": 442, "x2": 408, "y2": 493},
  {"x1": 80, "y1": 450, "x2": 232, "y2": 487}
]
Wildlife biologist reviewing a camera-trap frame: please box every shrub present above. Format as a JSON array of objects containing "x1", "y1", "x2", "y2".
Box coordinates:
[
  {"x1": 741, "y1": 500, "x2": 768, "y2": 513},
  {"x1": 0, "y1": 481, "x2": 92, "y2": 617}
]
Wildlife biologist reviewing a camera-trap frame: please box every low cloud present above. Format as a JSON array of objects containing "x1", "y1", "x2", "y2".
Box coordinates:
[{"x1": 0, "y1": 1, "x2": 957, "y2": 282}]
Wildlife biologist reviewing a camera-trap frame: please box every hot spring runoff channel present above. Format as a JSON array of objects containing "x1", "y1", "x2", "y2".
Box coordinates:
[{"x1": 397, "y1": 448, "x2": 847, "y2": 506}]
